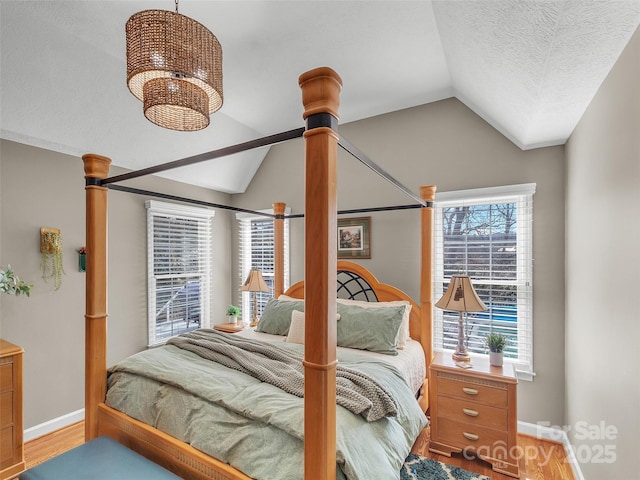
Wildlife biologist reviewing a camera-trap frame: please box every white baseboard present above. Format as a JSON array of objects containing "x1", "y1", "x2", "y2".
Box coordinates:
[
  {"x1": 24, "y1": 409, "x2": 85, "y2": 442},
  {"x1": 518, "y1": 421, "x2": 584, "y2": 480}
]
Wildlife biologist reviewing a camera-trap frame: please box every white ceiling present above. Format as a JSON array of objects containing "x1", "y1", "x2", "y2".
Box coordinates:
[{"x1": 2, "y1": 1, "x2": 639, "y2": 193}]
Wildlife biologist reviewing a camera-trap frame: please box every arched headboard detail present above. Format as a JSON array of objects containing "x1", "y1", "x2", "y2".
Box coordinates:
[{"x1": 336, "y1": 269, "x2": 378, "y2": 301}]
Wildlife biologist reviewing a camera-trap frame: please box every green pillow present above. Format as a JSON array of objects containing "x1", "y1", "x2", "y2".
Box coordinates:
[
  {"x1": 256, "y1": 298, "x2": 304, "y2": 335},
  {"x1": 336, "y1": 303, "x2": 405, "y2": 355}
]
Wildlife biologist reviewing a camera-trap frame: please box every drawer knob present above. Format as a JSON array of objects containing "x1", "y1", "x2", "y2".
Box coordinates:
[
  {"x1": 462, "y1": 387, "x2": 478, "y2": 395},
  {"x1": 463, "y1": 432, "x2": 479, "y2": 441},
  {"x1": 463, "y1": 408, "x2": 479, "y2": 417}
]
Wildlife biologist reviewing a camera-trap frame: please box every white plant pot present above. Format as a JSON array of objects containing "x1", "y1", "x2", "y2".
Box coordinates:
[
  {"x1": 489, "y1": 351, "x2": 504, "y2": 367},
  {"x1": 227, "y1": 316, "x2": 238, "y2": 325}
]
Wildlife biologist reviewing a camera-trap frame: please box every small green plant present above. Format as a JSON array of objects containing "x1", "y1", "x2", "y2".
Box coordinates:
[
  {"x1": 0, "y1": 265, "x2": 33, "y2": 297},
  {"x1": 226, "y1": 305, "x2": 241, "y2": 317},
  {"x1": 485, "y1": 332, "x2": 508, "y2": 353}
]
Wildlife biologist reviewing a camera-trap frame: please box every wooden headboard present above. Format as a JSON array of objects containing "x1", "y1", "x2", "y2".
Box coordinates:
[{"x1": 283, "y1": 260, "x2": 426, "y2": 367}]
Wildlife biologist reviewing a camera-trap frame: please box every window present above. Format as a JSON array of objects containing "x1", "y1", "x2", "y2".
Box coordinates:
[
  {"x1": 434, "y1": 184, "x2": 535, "y2": 377},
  {"x1": 237, "y1": 208, "x2": 290, "y2": 323},
  {"x1": 146, "y1": 200, "x2": 214, "y2": 346}
]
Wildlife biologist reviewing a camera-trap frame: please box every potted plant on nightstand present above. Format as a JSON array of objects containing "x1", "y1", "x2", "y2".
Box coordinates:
[
  {"x1": 485, "y1": 332, "x2": 507, "y2": 367},
  {"x1": 226, "y1": 305, "x2": 241, "y2": 325}
]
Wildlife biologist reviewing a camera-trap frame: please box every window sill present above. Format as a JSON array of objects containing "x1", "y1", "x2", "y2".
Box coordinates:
[
  {"x1": 514, "y1": 369, "x2": 536, "y2": 382},
  {"x1": 433, "y1": 349, "x2": 535, "y2": 381}
]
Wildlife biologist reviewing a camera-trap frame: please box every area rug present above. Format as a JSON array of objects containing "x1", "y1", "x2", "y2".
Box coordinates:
[{"x1": 401, "y1": 453, "x2": 491, "y2": 480}]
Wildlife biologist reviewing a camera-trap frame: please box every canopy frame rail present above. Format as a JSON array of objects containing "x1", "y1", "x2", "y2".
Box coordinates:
[
  {"x1": 103, "y1": 182, "x2": 433, "y2": 219},
  {"x1": 100, "y1": 128, "x2": 306, "y2": 186},
  {"x1": 96, "y1": 129, "x2": 426, "y2": 211},
  {"x1": 338, "y1": 134, "x2": 427, "y2": 207},
  {"x1": 93, "y1": 117, "x2": 433, "y2": 217},
  {"x1": 105, "y1": 184, "x2": 275, "y2": 218},
  {"x1": 286, "y1": 202, "x2": 433, "y2": 219}
]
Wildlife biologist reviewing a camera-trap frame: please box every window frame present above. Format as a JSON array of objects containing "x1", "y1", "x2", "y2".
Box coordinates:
[
  {"x1": 433, "y1": 184, "x2": 536, "y2": 380},
  {"x1": 237, "y1": 208, "x2": 290, "y2": 324},
  {"x1": 146, "y1": 200, "x2": 214, "y2": 346}
]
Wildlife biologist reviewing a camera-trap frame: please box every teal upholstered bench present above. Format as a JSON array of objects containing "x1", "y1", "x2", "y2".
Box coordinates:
[{"x1": 20, "y1": 436, "x2": 182, "y2": 479}]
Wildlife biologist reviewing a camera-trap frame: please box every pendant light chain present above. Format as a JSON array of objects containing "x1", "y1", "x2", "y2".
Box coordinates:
[{"x1": 175, "y1": 0, "x2": 179, "y2": 14}]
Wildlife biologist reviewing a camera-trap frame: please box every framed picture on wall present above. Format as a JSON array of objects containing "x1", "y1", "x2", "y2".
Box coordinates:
[{"x1": 337, "y1": 217, "x2": 371, "y2": 259}]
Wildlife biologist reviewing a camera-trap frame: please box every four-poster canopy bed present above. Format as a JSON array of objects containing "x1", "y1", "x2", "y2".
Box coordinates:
[{"x1": 82, "y1": 67, "x2": 436, "y2": 479}]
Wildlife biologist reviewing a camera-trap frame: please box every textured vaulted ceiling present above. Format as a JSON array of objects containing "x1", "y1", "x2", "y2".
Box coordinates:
[{"x1": 2, "y1": 1, "x2": 639, "y2": 193}]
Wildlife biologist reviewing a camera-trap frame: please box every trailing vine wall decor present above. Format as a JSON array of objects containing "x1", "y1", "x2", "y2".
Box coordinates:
[{"x1": 40, "y1": 227, "x2": 65, "y2": 290}]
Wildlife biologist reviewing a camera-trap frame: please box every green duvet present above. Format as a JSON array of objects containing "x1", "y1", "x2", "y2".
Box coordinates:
[{"x1": 106, "y1": 341, "x2": 427, "y2": 480}]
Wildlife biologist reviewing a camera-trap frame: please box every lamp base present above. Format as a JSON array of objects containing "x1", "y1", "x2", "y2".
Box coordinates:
[
  {"x1": 452, "y1": 351, "x2": 471, "y2": 362},
  {"x1": 250, "y1": 317, "x2": 259, "y2": 328},
  {"x1": 452, "y1": 311, "x2": 471, "y2": 362}
]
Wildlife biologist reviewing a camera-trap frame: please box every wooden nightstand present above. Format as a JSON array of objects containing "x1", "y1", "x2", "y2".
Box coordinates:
[
  {"x1": 213, "y1": 323, "x2": 249, "y2": 334},
  {"x1": 0, "y1": 339, "x2": 25, "y2": 480},
  {"x1": 429, "y1": 352, "x2": 519, "y2": 478}
]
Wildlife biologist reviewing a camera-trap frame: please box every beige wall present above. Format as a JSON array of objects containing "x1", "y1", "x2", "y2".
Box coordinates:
[
  {"x1": 0, "y1": 140, "x2": 233, "y2": 428},
  {"x1": 234, "y1": 97, "x2": 566, "y2": 425},
  {"x1": 565, "y1": 26, "x2": 640, "y2": 479}
]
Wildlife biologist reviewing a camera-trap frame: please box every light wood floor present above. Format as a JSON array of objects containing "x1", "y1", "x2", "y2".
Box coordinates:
[
  {"x1": 23, "y1": 421, "x2": 85, "y2": 470},
  {"x1": 23, "y1": 421, "x2": 575, "y2": 479},
  {"x1": 411, "y1": 426, "x2": 576, "y2": 480}
]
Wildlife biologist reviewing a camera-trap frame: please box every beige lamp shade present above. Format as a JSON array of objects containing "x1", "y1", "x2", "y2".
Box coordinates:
[
  {"x1": 240, "y1": 270, "x2": 270, "y2": 293},
  {"x1": 125, "y1": 8, "x2": 223, "y2": 131},
  {"x1": 241, "y1": 269, "x2": 270, "y2": 327},
  {"x1": 435, "y1": 275, "x2": 487, "y2": 362},
  {"x1": 435, "y1": 275, "x2": 487, "y2": 313}
]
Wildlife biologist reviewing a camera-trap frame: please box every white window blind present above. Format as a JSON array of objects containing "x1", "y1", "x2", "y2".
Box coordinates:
[
  {"x1": 237, "y1": 208, "x2": 290, "y2": 324},
  {"x1": 434, "y1": 184, "x2": 535, "y2": 375},
  {"x1": 146, "y1": 200, "x2": 214, "y2": 346}
]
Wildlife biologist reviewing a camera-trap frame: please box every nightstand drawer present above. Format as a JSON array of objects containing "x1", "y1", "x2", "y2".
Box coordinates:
[
  {"x1": 437, "y1": 395, "x2": 507, "y2": 430},
  {"x1": 436, "y1": 417, "x2": 508, "y2": 451},
  {"x1": 436, "y1": 372, "x2": 508, "y2": 408}
]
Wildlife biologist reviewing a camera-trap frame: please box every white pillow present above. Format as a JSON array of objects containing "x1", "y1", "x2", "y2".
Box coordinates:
[
  {"x1": 285, "y1": 310, "x2": 306, "y2": 344},
  {"x1": 284, "y1": 310, "x2": 341, "y2": 345},
  {"x1": 336, "y1": 298, "x2": 412, "y2": 349},
  {"x1": 278, "y1": 294, "x2": 301, "y2": 302}
]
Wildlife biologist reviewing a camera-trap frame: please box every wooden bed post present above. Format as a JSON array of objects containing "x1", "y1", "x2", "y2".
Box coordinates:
[
  {"x1": 420, "y1": 185, "x2": 436, "y2": 369},
  {"x1": 299, "y1": 67, "x2": 342, "y2": 480},
  {"x1": 273, "y1": 202, "x2": 286, "y2": 298},
  {"x1": 82, "y1": 153, "x2": 111, "y2": 441}
]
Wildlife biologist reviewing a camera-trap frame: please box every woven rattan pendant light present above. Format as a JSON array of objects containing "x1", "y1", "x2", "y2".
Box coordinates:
[{"x1": 125, "y1": 1, "x2": 223, "y2": 131}]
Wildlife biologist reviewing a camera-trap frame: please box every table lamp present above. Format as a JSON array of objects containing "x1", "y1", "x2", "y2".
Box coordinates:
[
  {"x1": 435, "y1": 275, "x2": 487, "y2": 362},
  {"x1": 241, "y1": 269, "x2": 270, "y2": 327}
]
